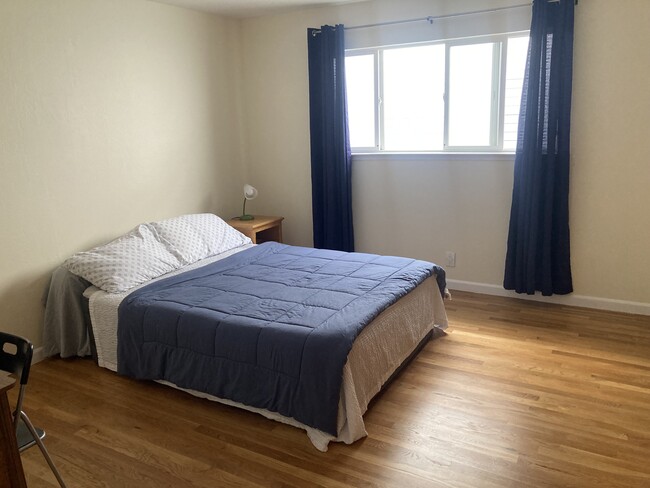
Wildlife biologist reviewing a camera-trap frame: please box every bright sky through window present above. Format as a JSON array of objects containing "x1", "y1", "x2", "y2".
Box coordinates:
[{"x1": 345, "y1": 33, "x2": 530, "y2": 153}]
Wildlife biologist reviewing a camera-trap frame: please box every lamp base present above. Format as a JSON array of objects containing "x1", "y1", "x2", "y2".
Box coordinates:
[{"x1": 239, "y1": 214, "x2": 255, "y2": 221}]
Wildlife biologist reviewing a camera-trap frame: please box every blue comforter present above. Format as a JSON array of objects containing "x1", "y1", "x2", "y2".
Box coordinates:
[{"x1": 117, "y1": 243, "x2": 445, "y2": 435}]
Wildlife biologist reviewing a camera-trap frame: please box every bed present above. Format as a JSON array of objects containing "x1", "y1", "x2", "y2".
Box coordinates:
[{"x1": 43, "y1": 214, "x2": 448, "y2": 451}]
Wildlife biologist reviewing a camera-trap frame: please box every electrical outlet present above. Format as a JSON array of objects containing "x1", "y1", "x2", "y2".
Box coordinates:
[{"x1": 446, "y1": 251, "x2": 456, "y2": 268}]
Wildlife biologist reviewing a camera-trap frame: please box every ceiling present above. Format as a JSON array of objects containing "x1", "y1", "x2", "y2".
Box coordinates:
[{"x1": 149, "y1": 0, "x2": 362, "y2": 18}]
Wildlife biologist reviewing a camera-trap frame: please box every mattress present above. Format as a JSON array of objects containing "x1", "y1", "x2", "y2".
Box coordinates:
[{"x1": 84, "y1": 245, "x2": 448, "y2": 451}]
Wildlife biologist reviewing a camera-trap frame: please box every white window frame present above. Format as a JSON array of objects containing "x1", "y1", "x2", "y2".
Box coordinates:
[{"x1": 346, "y1": 31, "x2": 529, "y2": 155}]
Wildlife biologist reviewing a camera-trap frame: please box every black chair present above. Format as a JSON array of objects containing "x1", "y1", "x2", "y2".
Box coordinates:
[{"x1": 0, "y1": 332, "x2": 67, "y2": 488}]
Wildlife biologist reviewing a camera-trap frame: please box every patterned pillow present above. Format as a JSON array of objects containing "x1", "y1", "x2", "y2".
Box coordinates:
[
  {"x1": 149, "y1": 213, "x2": 251, "y2": 265},
  {"x1": 63, "y1": 224, "x2": 181, "y2": 293}
]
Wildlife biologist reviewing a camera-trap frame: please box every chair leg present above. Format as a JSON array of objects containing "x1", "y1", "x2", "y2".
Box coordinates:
[{"x1": 20, "y1": 411, "x2": 68, "y2": 488}]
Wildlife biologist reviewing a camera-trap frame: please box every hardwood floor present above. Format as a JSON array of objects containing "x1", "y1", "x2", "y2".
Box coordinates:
[{"x1": 14, "y1": 291, "x2": 650, "y2": 487}]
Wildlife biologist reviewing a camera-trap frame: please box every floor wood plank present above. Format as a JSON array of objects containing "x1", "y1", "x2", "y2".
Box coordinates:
[{"x1": 14, "y1": 291, "x2": 650, "y2": 487}]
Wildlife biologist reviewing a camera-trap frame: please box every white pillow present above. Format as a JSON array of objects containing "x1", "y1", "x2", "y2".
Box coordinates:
[
  {"x1": 63, "y1": 224, "x2": 181, "y2": 293},
  {"x1": 149, "y1": 213, "x2": 251, "y2": 265}
]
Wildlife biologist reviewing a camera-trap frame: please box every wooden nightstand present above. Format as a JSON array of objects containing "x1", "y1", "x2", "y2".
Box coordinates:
[{"x1": 229, "y1": 215, "x2": 284, "y2": 244}]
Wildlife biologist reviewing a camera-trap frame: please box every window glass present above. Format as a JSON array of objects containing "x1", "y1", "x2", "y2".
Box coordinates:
[
  {"x1": 448, "y1": 43, "x2": 495, "y2": 147},
  {"x1": 383, "y1": 45, "x2": 445, "y2": 151},
  {"x1": 503, "y1": 36, "x2": 530, "y2": 150},
  {"x1": 345, "y1": 54, "x2": 376, "y2": 148}
]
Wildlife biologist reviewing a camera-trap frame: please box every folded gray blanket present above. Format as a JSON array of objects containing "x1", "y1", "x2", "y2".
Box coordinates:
[{"x1": 42, "y1": 267, "x2": 92, "y2": 358}]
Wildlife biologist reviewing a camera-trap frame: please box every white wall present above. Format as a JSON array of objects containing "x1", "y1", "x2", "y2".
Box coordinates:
[
  {"x1": 2, "y1": 0, "x2": 648, "y2": 351},
  {"x1": 240, "y1": 0, "x2": 650, "y2": 311},
  {"x1": 0, "y1": 0, "x2": 244, "y2": 346},
  {"x1": 569, "y1": 0, "x2": 650, "y2": 306}
]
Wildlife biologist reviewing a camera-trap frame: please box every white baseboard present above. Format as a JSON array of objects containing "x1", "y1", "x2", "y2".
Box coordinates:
[
  {"x1": 446, "y1": 279, "x2": 650, "y2": 316},
  {"x1": 32, "y1": 346, "x2": 45, "y2": 365}
]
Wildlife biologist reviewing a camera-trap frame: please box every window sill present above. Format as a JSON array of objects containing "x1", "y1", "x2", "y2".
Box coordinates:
[{"x1": 352, "y1": 152, "x2": 516, "y2": 161}]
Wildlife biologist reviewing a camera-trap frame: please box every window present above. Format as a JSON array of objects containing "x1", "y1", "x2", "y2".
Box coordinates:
[{"x1": 345, "y1": 33, "x2": 529, "y2": 153}]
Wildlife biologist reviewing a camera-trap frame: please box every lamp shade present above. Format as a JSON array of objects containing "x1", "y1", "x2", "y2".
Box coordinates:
[
  {"x1": 243, "y1": 184, "x2": 258, "y2": 201},
  {"x1": 240, "y1": 184, "x2": 258, "y2": 220}
]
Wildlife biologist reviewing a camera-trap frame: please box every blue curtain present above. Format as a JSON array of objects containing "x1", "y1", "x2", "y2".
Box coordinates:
[
  {"x1": 504, "y1": 0, "x2": 575, "y2": 296},
  {"x1": 307, "y1": 24, "x2": 354, "y2": 252}
]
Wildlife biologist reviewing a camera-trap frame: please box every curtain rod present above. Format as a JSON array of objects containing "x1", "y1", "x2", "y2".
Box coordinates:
[
  {"x1": 311, "y1": 0, "x2": 576, "y2": 35},
  {"x1": 345, "y1": 3, "x2": 531, "y2": 32}
]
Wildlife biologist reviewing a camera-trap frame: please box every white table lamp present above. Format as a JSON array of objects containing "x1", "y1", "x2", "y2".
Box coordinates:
[{"x1": 240, "y1": 184, "x2": 258, "y2": 220}]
